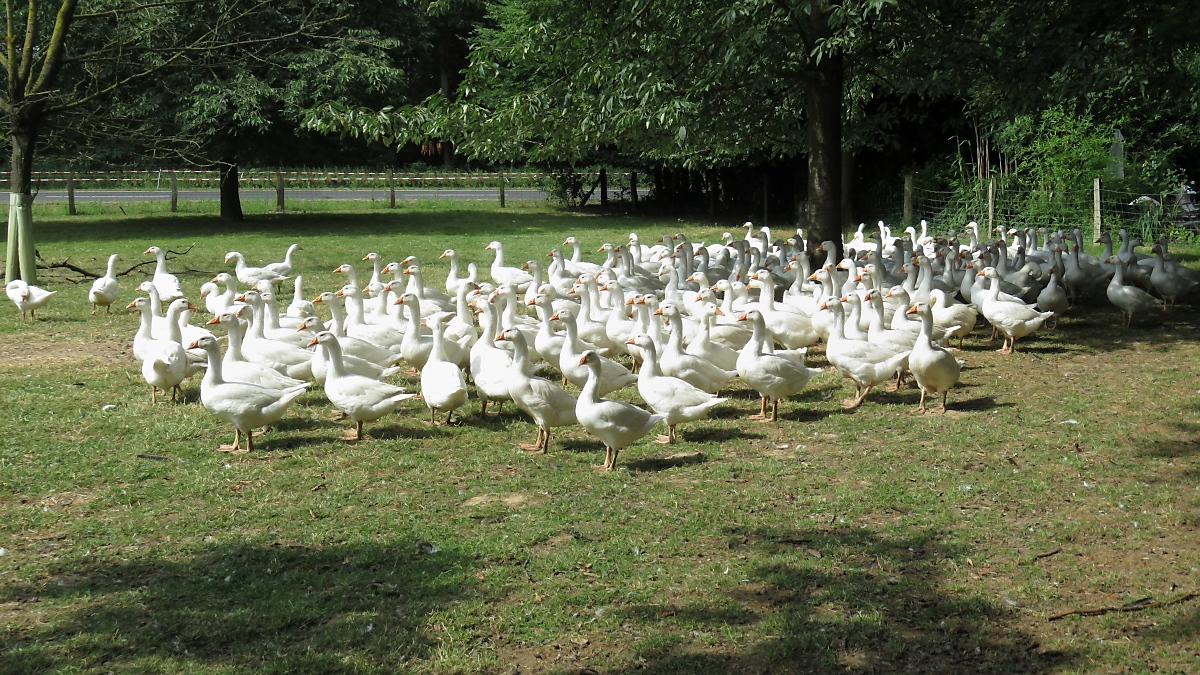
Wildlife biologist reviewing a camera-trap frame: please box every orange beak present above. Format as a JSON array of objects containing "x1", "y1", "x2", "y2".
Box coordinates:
[
  {"x1": 206, "y1": 316, "x2": 220, "y2": 326},
  {"x1": 906, "y1": 305, "x2": 918, "y2": 315},
  {"x1": 550, "y1": 312, "x2": 561, "y2": 321},
  {"x1": 714, "y1": 307, "x2": 725, "y2": 316},
  {"x1": 526, "y1": 298, "x2": 537, "y2": 306},
  {"x1": 737, "y1": 313, "x2": 748, "y2": 321},
  {"x1": 211, "y1": 276, "x2": 221, "y2": 283},
  {"x1": 653, "y1": 308, "x2": 663, "y2": 316},
  {"x1": 312, "y1": 295, "x2": 323, "y2": 303},
  {"x1": 495, "y1": 333, "x2": 505, "y2": 341},
  {"x1": 578, "y1": 355, "x2": 588, "y2": 365},
  {"x1": 333, "y1": 267, "x2": 343, "y2": 274},
  {"x1": 235, "y1": 293, "x2": 246, "y2": 301},
  {"x1": 187, "y1": 340, "x2": 199, "y2": 350},
  {"x1": 361, "y1": 255, "x2": 371, "y2": 261},
  {"x1": 126, "y1": 300, "x2": 138, "y2": 309},
  {"x1": 143, "y1": 248, "x2": 154, "y2": 255},
  {"x1": 187, "y1": 302, "x2": 198, "y2": 311},
  {"x1": 625, "y1": 337, "x2": 636, "y2": 345},
  {"x1": 335, "y1": 289, "x2": 346, "y2": 297},
  {"x1": 307, "y1": 336, "x2": 320, "y2": 347}
]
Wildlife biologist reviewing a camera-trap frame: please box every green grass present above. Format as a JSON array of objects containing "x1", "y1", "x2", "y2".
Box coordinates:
[{"x1": 2, "y1": 201, "x2": 1199, "y2": 673}]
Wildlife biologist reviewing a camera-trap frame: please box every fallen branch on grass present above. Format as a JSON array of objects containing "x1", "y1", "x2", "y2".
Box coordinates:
[
  {"x1": 34, "y1": 244, "x2": 212, "y2": 281},
  {"x1": 1048, "y1": 592, "x2": 1198, "y2": 621},
  {"x1": 1030, "y1": 548, "x2": 1062, "y2": 563}
]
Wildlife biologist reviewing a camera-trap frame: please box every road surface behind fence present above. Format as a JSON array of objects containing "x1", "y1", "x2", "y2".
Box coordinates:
[{"x1": 32, "y1": 188, "x2": 549, "y2": 203}]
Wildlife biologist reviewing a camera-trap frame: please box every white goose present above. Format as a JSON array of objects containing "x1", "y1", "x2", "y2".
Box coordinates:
[
  {"x1": 470, "y1": 300, "x2": 516, "y2": 416},
  {"x1": 628, "y1": 335, "x2": 725, "y2": 443},
  {"x1": 656, "y1": 303, "x2": 737, "y2": 393},
  {"x1": 735, "y1": 310, "x2": 821, "y2": 421},
  {"x1": 206, "y1": 313, "x2": 308, "y2": 390},
  {"x1": 419, "y1": 315, "x2": 469, "y2": 425},
  {"x1": 262, "y1": 244, "x2": 302, "y2": 278},
  {"x1": 978, "y1": 268, "x2": 1054, "y2": 352},
  {"x1": 128, "y1": 297, "x2": 188, "y2": 403},
  {"x1": 575, "y1": 350, "x2": 664, "y2": 471},
  {"x1": 496, "y1": 328, "x2": 578, "y2": 453},
  {"x1": 552, "y1": 308, "x2": 637, "y2": 395},
  {"x1": 237, "y1": 290, "x2": 314, "y2": 380},
  {"x1": 89, "y1": 254, "x2": 121, "y2": 314},
  {"x1": 310, "y1": 332, "x2": 415, "y2": 440},
  {"x1": 303, "y1": 319, "x2": 402, "y2": 385},
  {"x1": 7, "y1": 279, "x2": 56, "y2": 320},
  {"x1": 286, "y1": 275, "x2": 316, "y2": 318},
  {"x1": 190, "y1": 335, "x2": 308, "y2": 452},
  {"x1": 906, "y1": 303, "x2": 962, "y2": 414},
  {"x1": 684, "y1": 304, "x2": 740, "y2": 371},
  {"x1": 225, "y1": 251, "x2": 288, "y2": 287},
  {"x1": 143, "y1": 246, "x2": 183, "y2": 301},
  {"x1": 485, "y1": 240, "x2": 534, "y2": 290},
  {"x1": 822, "y1": 298, "x2": 910, "y2": 409}
]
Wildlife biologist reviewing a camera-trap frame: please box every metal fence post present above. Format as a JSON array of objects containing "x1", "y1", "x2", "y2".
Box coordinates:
[
  {"x1": 903, "y1": 174, "x2": 914, "y2": 226},
  {"x1": 1093, "y1": 177, "x2": 1102, "y2": 242},
  {"x1": 67, "y1": 171, "x2": 77, "y2": 215},
  {"x1": 170, "y1": 172, "x2": 178, "y2": 212},
  {"x1": 276, "y1": 170, "x2": 285, "y2": 211}
]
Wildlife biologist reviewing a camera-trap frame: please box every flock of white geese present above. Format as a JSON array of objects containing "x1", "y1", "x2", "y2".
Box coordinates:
[{"x1": 6, "y1": 221, "x2": 1196, "y2": 468}]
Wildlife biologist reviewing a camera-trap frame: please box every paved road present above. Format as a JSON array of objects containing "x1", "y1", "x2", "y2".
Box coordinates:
[{"x1": 32, "y1": 188, "x2": 547, "y2": 202}]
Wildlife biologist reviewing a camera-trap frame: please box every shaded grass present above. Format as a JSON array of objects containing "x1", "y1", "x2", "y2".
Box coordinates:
[{"x1": 2, "y1": 203, "x2": 1199, "y2": 673}]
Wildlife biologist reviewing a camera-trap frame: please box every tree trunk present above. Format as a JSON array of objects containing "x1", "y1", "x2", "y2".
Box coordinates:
[
  {"x1": 805, "y1": 4, "x2": 844, "y2": 263},
  {"x1": 841, "y1": 149, "x2": 855, "y2": 229},
  {"x1": 6, "y1": 111, "x2": 40, "y2": 284},
  {"x1": 220, "y1": 162, "x2": 244, "y2": 221}
]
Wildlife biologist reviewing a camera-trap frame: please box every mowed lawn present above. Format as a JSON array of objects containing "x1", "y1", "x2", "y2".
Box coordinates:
[{"x1": 2, "y1": 200, "x2": 1198, "y2": 674}]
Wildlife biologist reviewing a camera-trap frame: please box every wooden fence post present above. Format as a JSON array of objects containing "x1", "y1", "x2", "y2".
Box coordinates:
[
  {"x1": 500, "y1": 174, "x2": 506, "y2": 208},
  {"x1": 276, "y1": 170, "x2": 285, "y2": 211},
  {"x1": 903, "y1": 174, "x2": 914, "y2": 226},
  {"x1": 388, "y1": 167, "x2": 396, "y2": 208},
  {"x1": 599, "y1": 168, "x2": 608, "y2": 207},
  {"x1": 1093, "y1": 177, "x2": 1102, "y2": 242},
  {"x1": 630, "y1": 172, "x2": 638, "y2": 210},
  {"x1": 170, "y1": 172, "x2": 178, "y2": 212},
  {"x1": 67, "y1": 171, "x2": 77, "y2": 215}
]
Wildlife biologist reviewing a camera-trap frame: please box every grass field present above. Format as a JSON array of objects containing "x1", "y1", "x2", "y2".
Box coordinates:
[{"x1": 2, "y1": 201, "x2": 1198, "y2": 674}]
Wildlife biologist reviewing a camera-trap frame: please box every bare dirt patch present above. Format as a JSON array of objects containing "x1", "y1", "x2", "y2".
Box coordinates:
[
  {"x1": 0, "y1": 334, "x2": 130, "y2": 367},
  {"x1": 461, "y1": 493, "x2": 536, "y2": 508}
]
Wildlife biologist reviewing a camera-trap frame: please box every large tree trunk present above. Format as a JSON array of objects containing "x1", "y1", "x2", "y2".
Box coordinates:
[
  {"x1": 805, "y1": 5, "x2": 844, "y2": 264},
  {"x1": 5, "y1": 110, "x2": 40, "y2": 284},
  {"x1": 220, "y1": 162, "x2": 244, "y2": 221},
  {"x1": 841, "y1": 149, "x2": 856, "y2": 229}
]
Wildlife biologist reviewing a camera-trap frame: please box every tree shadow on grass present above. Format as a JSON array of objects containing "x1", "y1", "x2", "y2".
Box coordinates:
[
  {"x1": 0, "y1": 540, "x2": 478, "y2": 673},
  {"x1": 33, "y1": 210, "x2": 607, "y2": 245},
  {"x1": 603, "y1": 525, "x2": 1077, "y2": 674}
]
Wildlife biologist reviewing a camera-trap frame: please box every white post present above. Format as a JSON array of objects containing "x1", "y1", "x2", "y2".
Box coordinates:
[{"x1": 1093, "y1": 177, "x2": 1102, "y2": 242}]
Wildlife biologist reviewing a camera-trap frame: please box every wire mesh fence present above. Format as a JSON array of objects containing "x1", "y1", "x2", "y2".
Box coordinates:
[{"x1": 910, "y1": 178, "x2": 1199, "y2": 242}]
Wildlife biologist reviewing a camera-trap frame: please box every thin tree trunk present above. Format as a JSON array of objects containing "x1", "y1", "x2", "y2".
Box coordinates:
[
  {"x1": 841, "y1": 149, "x2": 855, "y2": 229},
  {"x1": 805, "y1": 4, "x2": 843, "y2": 260},
  {"x1": 6, "y1": 111, "x2": 39, "y2": 283},
  {"x1": 220, "y1": 162, "x2": 244, "y2": 221}
]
